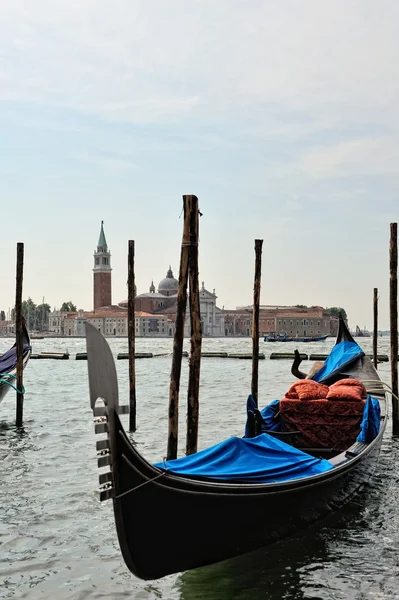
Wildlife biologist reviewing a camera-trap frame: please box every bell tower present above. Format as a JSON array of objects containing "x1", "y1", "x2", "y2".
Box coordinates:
[{"x1": 93, "y1": 221, "x2": 112, "y2": 310}]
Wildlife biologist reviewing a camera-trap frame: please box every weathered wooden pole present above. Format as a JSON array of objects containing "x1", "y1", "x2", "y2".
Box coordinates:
[
  {"x1": 128, "y1": 240, "x2": 136, "y2": 432},
  {"x1": 251, "y1": 239, "x2": 263, "y2": 407},
  {"x1": 186, "y1": 195, "x2": 202, "y2": 456},
  {"x1": 15, "y1": 243, "x2": 24, "y2": 427},
  {"x1": 373, "y1": 288, "x2": 378, "y2": 370},
  {"x1": 167, "y1": 198, "x2": 191, "y2": 460},
  {"x1": 390, "y1": 223, "x2": 399, "y2": 434}
]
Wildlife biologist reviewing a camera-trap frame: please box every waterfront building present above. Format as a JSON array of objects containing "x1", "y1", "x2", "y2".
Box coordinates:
[{"x1": 46, "y1": 223, "x2": 338, "y2": 338}]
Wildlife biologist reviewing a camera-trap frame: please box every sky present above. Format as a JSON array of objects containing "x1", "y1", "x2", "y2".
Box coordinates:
[{"x1": 1, "y1": 0, "x2": 398, "y2": 329}]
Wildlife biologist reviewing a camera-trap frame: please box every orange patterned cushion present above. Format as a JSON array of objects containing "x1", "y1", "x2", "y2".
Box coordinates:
[
  {"x1": 327, "y1": 378, "x2": 367, "y2": 401},
  {"x1": 285, "y1": 380, "x2": 329, "y2": 400}
]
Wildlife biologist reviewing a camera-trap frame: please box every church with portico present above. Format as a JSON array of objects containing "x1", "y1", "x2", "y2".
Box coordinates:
[{"x1": 119, "y1": 264, "x2": 225, "y2": 337}]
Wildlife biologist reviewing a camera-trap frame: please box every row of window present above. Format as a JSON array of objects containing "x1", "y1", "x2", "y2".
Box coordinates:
[{"x1": 277, "y1": 319, "x2": 321, "y2": 327}]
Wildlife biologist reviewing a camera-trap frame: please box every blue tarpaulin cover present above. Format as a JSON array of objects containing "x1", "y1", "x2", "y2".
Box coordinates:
[
  {"x1": 312, "y1": 341, "x2": 364, "y2": 383},
  {"x1": 154, "y1": 433, "x2": 334, "y2": 483},
  {"x1": 244, "y1": 395, "x2": 281, "y2": 437},
  {"x1": 357, "y1": 395, "x2": 381, "y2": 443},
  {"x1": 0, "y1": 345, "x2": 30, "y2": 376}
]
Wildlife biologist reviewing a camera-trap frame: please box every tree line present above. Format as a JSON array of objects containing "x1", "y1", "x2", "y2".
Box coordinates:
[
  {"x1": 1, "y1": 300, "x2": 77, "y2": 331},
  {"x1": 294, "y1": 305, "x2": 348, "y2": 321}
]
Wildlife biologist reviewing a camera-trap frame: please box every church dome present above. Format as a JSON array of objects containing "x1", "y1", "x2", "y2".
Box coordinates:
[{"x1": 158, "y1": 266, "x2": 178, "y2": 293}]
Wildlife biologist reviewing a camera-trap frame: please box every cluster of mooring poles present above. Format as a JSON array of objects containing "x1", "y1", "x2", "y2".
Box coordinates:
[
  {"x1": 10, "y1": 220, "x2": 399, "y2": 439},
  {"x1": 164, "y1": 197, "x2": 264, "y2": 459},
  {"x1": 166, "y1": 195, "x2": 203, "y2": 459}
]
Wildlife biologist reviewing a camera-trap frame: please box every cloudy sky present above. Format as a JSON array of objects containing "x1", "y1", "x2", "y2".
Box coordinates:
[{"x1": 1, "y1": 0, "x2": 398, "y2": 328}]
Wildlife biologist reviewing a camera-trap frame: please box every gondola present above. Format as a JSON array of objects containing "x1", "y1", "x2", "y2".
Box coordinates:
[
  {"x1": 85, "y1": 316, "x2": 387, "y2": 581},
  {"x1": 0, "y1": 321, "x2": 31, "y2": 404},
  {"x1": 264, "y1": 334, "x2": 329, "y2": 342}
]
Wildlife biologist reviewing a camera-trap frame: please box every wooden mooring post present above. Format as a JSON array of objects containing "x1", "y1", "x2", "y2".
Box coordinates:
[
  {"x1": 390, "y1": 223, "x2": 399, "y2": 434},
  {"x1": 15, "y1": 243, "x2": 24, "y2": 427},
  {"x1": 128, "y1": 240, "x2": 136, "y2": 432},
  {"x1": 251, "y1": 239, "x2": 263, "y2": 407},
  {"x1": 167, "y1": 198, "x2": 191, "y2": 460},
  {"x1": 186, "y1": 195, "x2": 202, "y2": 456},
  {"x1": 373, "y1": 288, "x2": 378, "y2": 369}
]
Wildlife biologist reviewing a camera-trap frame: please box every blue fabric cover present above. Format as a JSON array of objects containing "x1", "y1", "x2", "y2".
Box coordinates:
[
  {"x1": 154, "y1": 433, "x2": 334, "y2": 483},
  {"x1": 245, "y1": 395, "x2": 281, "y2": 437},
  {"x1": 260, "y1": 400, "x2": 281, "y2": 431},
  {"x1": 356, "y1": 395, "x2": 381, "y2": 443},
  {"x1": 0, "y1": 345, "x2": 30, "y2": 376},
  {"x1": 312, "y1": 341, "x2": 364, "y2": 383}
]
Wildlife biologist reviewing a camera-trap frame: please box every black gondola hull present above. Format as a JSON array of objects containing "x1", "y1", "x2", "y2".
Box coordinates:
[
  {"x1": 111, "y1": 409, "x2": 385, "y2": 580},
  {"x1": 85, "y1": 316, "x2": 386, "y2": 581}
]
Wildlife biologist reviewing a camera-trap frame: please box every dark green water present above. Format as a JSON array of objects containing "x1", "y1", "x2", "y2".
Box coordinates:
[{"x1": 0, "y1": 336, "x2": 398, "y2": 599}]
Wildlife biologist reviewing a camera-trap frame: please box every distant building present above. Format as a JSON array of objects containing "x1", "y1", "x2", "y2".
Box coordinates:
[
  {"x1": 93, "y1": 221, "x2": 112, "y2": 311},
  {"x1": 119, "y1": 271, "x2": 225, "y2": 337},
  {"x1": 0, "y1": 321, "x2": 15, "y2": 336},
  {"x1": 223, "y1": 310, "x2": 252, "y2": 337},
  {"x1": 224, "y1": 305, "x2": 338, "y2": 337},
  {"x1": 182, "y1": 283, "x2": 224, "y2": 337},
  {"x1": 48, "y1": 310, "x2": 63, "y2": 335},
  {"x1": 73, "y1": 309, "x2": 173, "y2": 338},
  {"x1": 124, "y1": 267, "x2": 179, "y2": 314},
  {"x1": 46, "y1": 223, "x2": 338, "y2": 338}
]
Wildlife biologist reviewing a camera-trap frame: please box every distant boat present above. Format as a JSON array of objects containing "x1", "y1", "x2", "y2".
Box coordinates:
[
  {"x1": 264, "y1": 334, "x2": 329, "y2": 343},
  {"x1": 353, "y1": 325, "x2": 371, "y2": 338}
]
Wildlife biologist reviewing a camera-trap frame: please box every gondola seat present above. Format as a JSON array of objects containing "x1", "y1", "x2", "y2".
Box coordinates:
[{"x1": 279, "y1": 398, "x2": 366, "y2": 450}]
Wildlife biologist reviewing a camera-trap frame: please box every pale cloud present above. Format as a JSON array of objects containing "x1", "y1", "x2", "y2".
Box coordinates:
[
  {"x1": 299, "y1": 136, "x2": 399, "y2": 179},
  {"x1": 1, "y1": 0, "x2": 399, "y2": 128},
  {"x1": 285, "y1": 196, "x2": 303, "y2": 211},
  {"x1": 1, "y1": 0, "x2": 399, "y2": 328},
  {"x1": 80, "y1": 155, "x2": 139, "y2": 170}
]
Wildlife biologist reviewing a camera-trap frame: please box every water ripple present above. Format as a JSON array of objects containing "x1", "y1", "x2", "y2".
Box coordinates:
[{"x1": 0, "y1": 336, "x2": 398, "y2": 598}]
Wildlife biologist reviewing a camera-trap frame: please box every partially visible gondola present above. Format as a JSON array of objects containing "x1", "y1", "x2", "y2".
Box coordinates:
[
  {"x1": 85, "y1": 316, "x2": 387, "y2": 581},
  {"x1": 0, "y1": 322, "x2": 31, "y2": 403}
]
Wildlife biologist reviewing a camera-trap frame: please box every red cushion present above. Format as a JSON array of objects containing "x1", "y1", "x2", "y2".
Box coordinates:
[
  {"x1": 285, "y1": 380, "x2": 329, "y2": 400},
  {"x1": 327, "y1": 378, "x2": 367, "y2": 401}
]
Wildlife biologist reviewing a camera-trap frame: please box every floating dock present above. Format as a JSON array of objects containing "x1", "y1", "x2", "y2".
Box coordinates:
[
  {"x1": 270, "y1": 352, "x2": 308, "y2": 360},
  {"x1": 117, "y1": 352, "x2": 154, "y2": 360},
  {"x1": 30, "y1": 352, "x2": 70, "y2": 360},
  {"x1": 227, "y1": 353, "x2": 266, "y2": 360},
  {"x1": 4, "y1": 350, "x2": 392, "y2": 362}
]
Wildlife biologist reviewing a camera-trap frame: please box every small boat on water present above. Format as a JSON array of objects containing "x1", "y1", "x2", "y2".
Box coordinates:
[
  {"x1": 264, "y1": 334, "x2": 329, "y2": 342},
  {"x1": 353, "y1": 325, "x2": 371, "y2": 338},
  {"x1": 0, "y1": 322, "x2": 31, "y2": 403},
  {"x1": 85, "y1": 316, "x2": 387, "y2": 581}
]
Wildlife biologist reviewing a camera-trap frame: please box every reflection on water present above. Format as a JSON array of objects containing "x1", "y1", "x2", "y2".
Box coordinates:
[
  {"x1": 179, "y1": 533, "x2": 330, "y2": 600},
  {"x1": 0, "y1": 336, "x2": 398, "y2": 599},
  {"x1": 179, "y1": 434, "x2": 399, "y2": 600}
]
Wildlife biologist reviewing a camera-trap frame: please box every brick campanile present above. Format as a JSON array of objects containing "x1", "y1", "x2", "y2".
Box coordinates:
[{"x1": 93, "y1": 221, "x2": 112, "y2": 310}]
